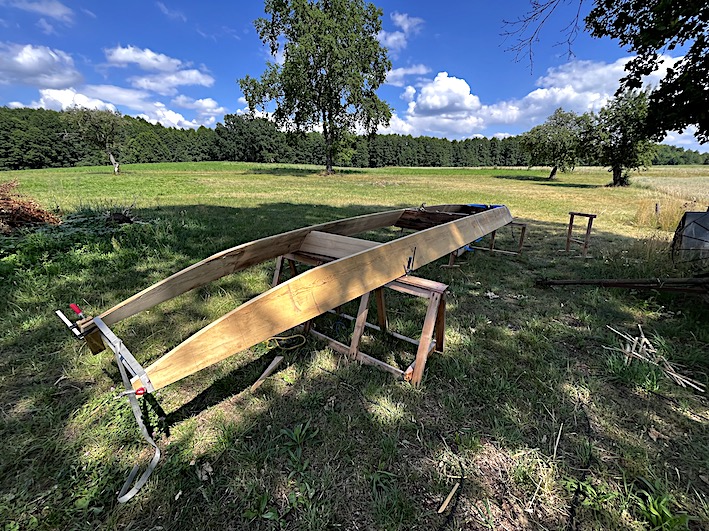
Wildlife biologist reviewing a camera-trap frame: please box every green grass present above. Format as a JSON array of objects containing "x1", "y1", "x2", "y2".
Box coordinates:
[{"x1": 1, "y1": 162, "x2": 708, "y2": 530}]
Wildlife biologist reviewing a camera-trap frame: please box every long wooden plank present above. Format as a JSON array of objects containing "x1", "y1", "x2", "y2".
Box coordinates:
[
  {"x1": 131, "y1": 206, "x2": 512, "y2": 391},
  {"x1": 79, "y1": 209, "x2": 406, "y2": 332},
  {"x1": 299, "y1": 231, "x2": 380, "y2": 259}
]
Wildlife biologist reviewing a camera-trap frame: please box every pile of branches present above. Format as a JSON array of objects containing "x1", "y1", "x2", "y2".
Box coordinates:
[
  {"x1": 605, "y1": 325, "x2": 705, "y2": 392},
  {"x1": 0, "y1": 180, "x2": 61, "y2": 234}
]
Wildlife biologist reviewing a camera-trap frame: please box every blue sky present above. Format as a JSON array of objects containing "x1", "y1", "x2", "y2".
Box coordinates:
[{"x1": 1, "y1": 0, "x2": 705, "y2": 152}]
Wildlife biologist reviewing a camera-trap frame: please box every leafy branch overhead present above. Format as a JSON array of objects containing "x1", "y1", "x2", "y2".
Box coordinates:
[
  {"x1": 507, "y1": 0, "x2": 709, "y2": 143},
  {"x1": 239, "y1": 0, "x2": 393, "y2": 174}
]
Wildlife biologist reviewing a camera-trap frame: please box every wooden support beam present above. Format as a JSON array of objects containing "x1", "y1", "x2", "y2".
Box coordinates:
[
  {"x1": 299, "y1": 231, "x2": 380, "y2": 259},
  {"x1": 410, "y1": 291, "x2": 442, "y2": 386},
  {"x1": 434, "y1": 294, "x2": 446, "y2": 353},
  {"x1": 349, "y1": 292, "x2": 371, "y2": 359},
  {"x1": 374, "y1": 288, "x2": 388, "y2": 332},
  {"x1": 272, "y1": 256, "x2": 285, "y2": 288},
  {"x1": 306, "y1": 329, "x2": 406, "y2": 379},
  {"x1": 250, "y1": 356, "x2": 285, "y2": 391}
]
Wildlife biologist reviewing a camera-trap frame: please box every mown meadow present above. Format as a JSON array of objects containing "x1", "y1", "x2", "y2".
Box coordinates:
[{"x1": 1, "y1": 162, "x2": 708, "y2": 530}]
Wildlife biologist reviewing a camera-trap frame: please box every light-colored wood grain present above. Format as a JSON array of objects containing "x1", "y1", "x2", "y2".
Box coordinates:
[
  {"x1": 81, "y1": 209, "x2": 406, "y2": 334},
  {"x1": 131, "y1": 206, "x2": 512, "y2": 391},
  {"x1": 348, "y1": 293, "x2": 371, "y2": 359},
  {"x1": 438, "y1": 482, "x2": 460, "y2": 513},
  {"x1": 299, "y1": 231, "x2": 380, "y2": 259},
  {"x1": 410, "y1": 291, "x2": 441, "y2": 385},
  {"x1": 250, "y1": 356, "x2": 285, "y2": 391}
]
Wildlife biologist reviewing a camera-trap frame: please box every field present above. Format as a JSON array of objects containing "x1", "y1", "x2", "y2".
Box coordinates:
[{"x1": 1, "y1": 162, "x2": 708, "y2": 530}]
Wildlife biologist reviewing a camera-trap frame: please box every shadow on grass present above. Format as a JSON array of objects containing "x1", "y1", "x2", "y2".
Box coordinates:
[
  {"x1": 1, "y1": 204, "x2": 708, "y2": 530},
  {"x1": 493, "y1": 173, "x2": 603, "y2": 189},
  {"x1": 493, "y1": 173, "x2": 553, "y2": 182},
  {"x1": 244, "y1": 166, "x2": 366, "y2": 177}
]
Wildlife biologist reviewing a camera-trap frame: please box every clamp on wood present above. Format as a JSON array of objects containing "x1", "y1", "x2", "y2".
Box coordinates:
[{"x1": 56, "y1": 307, "x2": 160, "y2": 502}]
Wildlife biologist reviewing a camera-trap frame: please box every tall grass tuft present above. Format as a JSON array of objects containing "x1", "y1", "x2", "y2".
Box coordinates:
[{"x1": 633, "y1": 198, "x2": 701, "y2": 231}]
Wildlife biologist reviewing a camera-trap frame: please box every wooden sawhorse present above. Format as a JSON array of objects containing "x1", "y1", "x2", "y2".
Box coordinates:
[
  {"x1": 447, "y1": 220, "x2": 527, "y2": 265},
  {"x1": 273, "y1": 254, "x2": 447, "y2": 386},
  {"x1": 566, "y1": 212, "x2": 597, "y2": 257}
]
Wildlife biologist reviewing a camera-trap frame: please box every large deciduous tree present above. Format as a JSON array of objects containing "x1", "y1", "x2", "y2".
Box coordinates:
[
  {"x1": 586, "y1": 0, "x2": 709, "y2": 143},
  {"x1": 590, "y1": 91, "x2": 657, "y2": 186},
  {"x1": 520, "y1": 108, "x2": 588, "y2": 179},
  {"x1": 239, "y1": 0, "x2": 392, "y2": 174},
  {"x1": 507, "y1": 1, "x2": 709, "y2": 144},
  {"x1": 64, "y1": 107, "x2": 124, "y2": 174}
]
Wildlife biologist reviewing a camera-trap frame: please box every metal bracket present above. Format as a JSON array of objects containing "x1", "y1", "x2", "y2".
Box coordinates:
[
  {"x1": 56, "y1": 309, "x2": 160, "y2": 502},
  {"x1": 92, "y1": 317, "x2": 155, "y2": 393}
]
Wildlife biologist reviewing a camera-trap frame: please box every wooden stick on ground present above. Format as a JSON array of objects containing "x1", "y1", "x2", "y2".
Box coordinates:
[
  {"x1": 250, "y1": 356, "x2": 285, "y2": 392},
  {"x1": 438, "y1": 482, "x2": 460, "y2": 514}
]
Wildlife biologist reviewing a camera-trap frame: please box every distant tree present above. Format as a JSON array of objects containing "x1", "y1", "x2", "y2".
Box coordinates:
[
  {"x1": 191, "y1": 126, "x2": 219, "y2": 161},
  {"x1": 520, "y1": 108, "x2": 588, "y2": 179},
  {"x1": 239, "y1": 0, "x2": 392, "y2": 174},
  {"x1": 589, "y1": 91, "x2": 658, "y2": 186},
  {"x1": 64, "y1": 108, "x2": 124, "y2": 173},
  {"x1": 652, "y1": 144, "x2": 705, "y2": 166},
  {"x1": 124, "y1": 131, "x2": 170, "y2": 163},
  {"x1": 507, "y1": 1, "x2": 709, "y2": 145},
  {"x1": 216, "y1": 114, "x2": 287, "y2": 163}
]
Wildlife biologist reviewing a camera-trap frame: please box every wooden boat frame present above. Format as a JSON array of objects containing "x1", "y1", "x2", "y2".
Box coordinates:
[
  {"x1": 56, "y1": 203, "x2": 512, "y2": 502},
  {"x1": 64, "y1": 203, "x2": 512, "y2": 393}
]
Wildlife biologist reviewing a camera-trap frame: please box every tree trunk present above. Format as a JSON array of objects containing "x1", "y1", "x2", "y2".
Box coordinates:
[
  {"x1": 548, "y1": 165, "x2": 558, "y2": 179},
  {"x1": 108, "y1": 151, "x2": 120, "y2": 175},
  {"x1": 325, "y1": 148, "x2": 334, "y2": 174},
  {"x1": 611, "y1": 166, "x2": 628, "y2": 186},
  {"x1": 323, "y1": 114, "x2": 334, "y2": 174}
]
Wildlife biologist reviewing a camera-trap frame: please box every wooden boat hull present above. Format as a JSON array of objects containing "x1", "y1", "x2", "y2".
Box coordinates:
[{"x1": 76, "y1": 204, "x2": 512, "y2": 391}]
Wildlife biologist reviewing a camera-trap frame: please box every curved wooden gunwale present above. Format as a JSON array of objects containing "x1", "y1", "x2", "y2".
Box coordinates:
[
  {"x1": 131, "y1": 206, "x2": 512, "y2": 391},
  {"x1": 79, "y1": 208, "x2": 408, "y2": 333}
]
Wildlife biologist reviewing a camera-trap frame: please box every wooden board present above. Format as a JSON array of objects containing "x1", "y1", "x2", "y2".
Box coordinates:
[
  {"x1": 299, "y1": 231, "x2": 380, "y2": 259},
  {"x1": 80, "y1": 209, "x2": 406, "y2": 333},
  {"x1": 395, "y1": 210, "x2": 468, "y2": 231},
  {"x1": 131, "y1": 206, "x2": 512, "y2": 391}
]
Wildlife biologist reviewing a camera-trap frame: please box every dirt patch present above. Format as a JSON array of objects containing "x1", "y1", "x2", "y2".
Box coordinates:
[{"x1": 0, "y1": 180, "x2": 61, "y2": 233}]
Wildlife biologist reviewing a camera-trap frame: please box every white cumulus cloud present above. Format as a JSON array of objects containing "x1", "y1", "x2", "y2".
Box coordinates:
[
  {"x1": 382, "y1": 56, "x2": 685, "y2": 140},
  {"x1": 105, "y1": 45, "x2": 183, "y2": 72},
  {"x1": 0, "y1": 42, "x2": 82, "y2": 88},
  {"x1": 401, "y1": 85, "x2": 416, "y2": 102},
  {"x1": 28, "y1": 88, "x2": 116, "y2": 111},
  {"x1": 171, "y1": 95, "x2": 226, "y2": 116},
  {"x1": 130, "y1": 69, "x2": 214, "y2": 96},
  {"x1": 410, "y1": 72, "x2": 481, "y2": 117},
  {"x1": 144, "y1": 102, "x2": 199, "y2": 128},
  {"x1": 4, "y1": 0, "x2": 73, "y2": 23},
  {"x1": 35, "y1": 17, "x2": 55, "y2": 34},
  {"x1": 391, "y1": 12, "x2": 423, "y2": 35},
  {"x1": 82, "y1": 84, "x2": 151, "y2": 109},
  {"x1": 378, "y1": 11, "x2": 424, "y2": 55},
  {"x1": 386, "y1": 64, "x2": 430, "y2": 87}
]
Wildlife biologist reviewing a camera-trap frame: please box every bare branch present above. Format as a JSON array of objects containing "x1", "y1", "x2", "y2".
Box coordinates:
[{"x1": 501, "y1": 0, "x2": 587, "y2": 72}]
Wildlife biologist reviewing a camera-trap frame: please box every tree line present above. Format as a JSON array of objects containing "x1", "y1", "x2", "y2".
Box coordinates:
[{"x1": 1, "y1": 106, "x2": 707, "y2": 172}]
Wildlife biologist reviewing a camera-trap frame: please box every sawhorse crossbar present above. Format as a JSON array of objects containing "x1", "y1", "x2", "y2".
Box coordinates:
[{"x1": 273, "y1": 253, "x2": 447, "y2": 386}]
